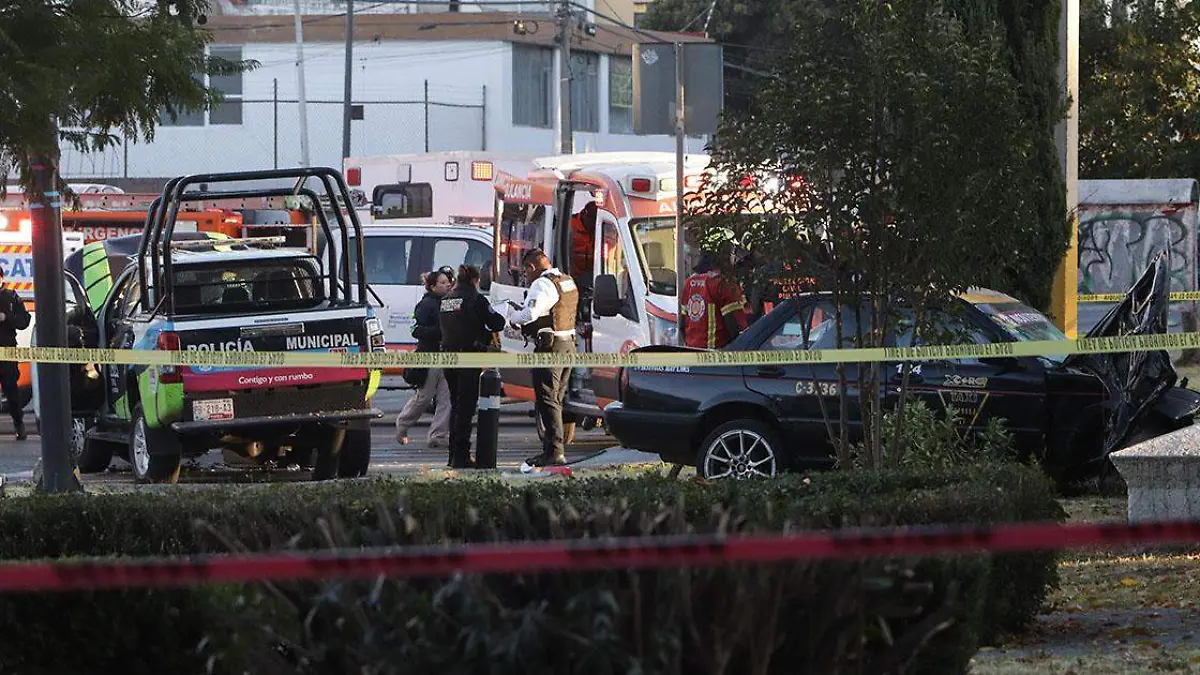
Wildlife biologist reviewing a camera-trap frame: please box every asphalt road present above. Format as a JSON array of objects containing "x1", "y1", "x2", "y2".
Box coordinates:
[{"x1": 0, "y1": 390, "x2": 619, "y2": 486}]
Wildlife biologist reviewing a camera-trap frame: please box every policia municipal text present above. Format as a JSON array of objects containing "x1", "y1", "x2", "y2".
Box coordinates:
[{"x1": 508, "y1": 249, "x2": 579, "y2": 468}]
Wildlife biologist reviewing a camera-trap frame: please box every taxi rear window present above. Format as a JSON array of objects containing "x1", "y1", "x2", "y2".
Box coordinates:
[{"x1": 171, "y1": 258, "x2": 324, "y2": 315}]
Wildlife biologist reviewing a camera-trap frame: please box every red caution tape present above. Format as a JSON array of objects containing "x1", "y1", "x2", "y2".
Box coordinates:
[{"x1": 1, "y1": 518, "x2": 1198, "y2": 593}]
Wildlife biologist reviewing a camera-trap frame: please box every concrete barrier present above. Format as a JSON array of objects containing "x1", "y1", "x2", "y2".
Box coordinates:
[{"x1": 1111, "y1": 426, "x2": 1200, "y2": 523}]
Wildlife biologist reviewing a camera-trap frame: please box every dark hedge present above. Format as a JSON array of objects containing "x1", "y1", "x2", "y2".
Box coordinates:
[{"x1": 0, "y1": 463, "x2": 1063, "y2": 674}]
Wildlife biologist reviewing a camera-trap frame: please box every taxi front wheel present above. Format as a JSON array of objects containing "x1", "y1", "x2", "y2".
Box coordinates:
[{"x1": 129, "y1": 406, "x2": 181, "y2": 484}]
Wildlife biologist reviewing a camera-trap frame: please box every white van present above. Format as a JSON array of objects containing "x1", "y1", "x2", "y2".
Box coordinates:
[{"x1": 325, "y1": 223, "x2": 493, "y2": 387}]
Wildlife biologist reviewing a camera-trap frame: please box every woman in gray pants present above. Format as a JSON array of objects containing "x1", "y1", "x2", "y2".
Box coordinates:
[{"x1": 395, "y1": 267, "x2": 454, "y2": 446}]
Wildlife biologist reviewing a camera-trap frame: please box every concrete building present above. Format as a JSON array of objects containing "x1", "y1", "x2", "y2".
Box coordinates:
[{"x1": 60, "y1": 8, "x2": 711, "y2": 182}]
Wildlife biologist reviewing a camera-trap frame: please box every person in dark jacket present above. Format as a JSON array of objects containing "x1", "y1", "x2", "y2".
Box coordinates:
[
  {"x1": 0, "y1": 269, "x2": 30, "y2": 440},
  {"x1": 394, "y1": 266, "x2": 454, "y2": 447},
  {"x1": 438, "y1": 264, "x2": 506, "y2": 468}
]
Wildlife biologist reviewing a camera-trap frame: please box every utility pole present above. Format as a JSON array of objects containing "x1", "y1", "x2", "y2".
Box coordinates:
[
  {"x1": 342, "y1": 0, "x2": 354, "y2": 161},
  {"x1": 673, "y1": 42, "x2": 686, "y2": 343},
  {"x1": 29, "y1": 144, "x2": 78, "y2": 493},
  {"x1": 293, "y1": 0, "x2": 311, "y2": 167},
  {"x1": 555, "y1": 0, "x2": 573, "y2": 155},
  {"x1": 1050, "y1": 0, "x2": 1079, "y2": 337}
]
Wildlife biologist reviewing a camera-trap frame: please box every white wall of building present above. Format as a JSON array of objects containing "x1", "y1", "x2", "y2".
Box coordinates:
[{"x1": 58, "y1": 38, "x2": 705, "y2": 179}]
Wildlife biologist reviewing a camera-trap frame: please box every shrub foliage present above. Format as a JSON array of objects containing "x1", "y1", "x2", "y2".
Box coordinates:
[{"x1": 0, "y1": 466, "x2": 1063, "y2": 674}]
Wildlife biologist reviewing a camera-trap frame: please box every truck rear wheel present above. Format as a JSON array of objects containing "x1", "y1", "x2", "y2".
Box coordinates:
[
  {"x1": 309, "y1": 424, "x2": 348, "y2": 481},
  {"x1": 338, "y1": 420, "x2": 372, "y2": 478},
  {"x1": 129, "y1": 406, "x2": 181, "y2": 484}
]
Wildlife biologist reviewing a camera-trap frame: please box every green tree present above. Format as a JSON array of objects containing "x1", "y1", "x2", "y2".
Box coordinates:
[
  {"x1": 689, "y1": 0, "x2": 1061, "y2": 467},
  {"x1": 647, "y1": 0, "x2": 1068, "y2": 310},
  {"x1": 0, "y1": 0, "x2": 251, "y2": 192},
  {"x1": 0, "y1": 0, "x2": 253, "y2": 492},
  {"x1": 1079, "y1": 0, "x2": 1200, "y2": 178}
]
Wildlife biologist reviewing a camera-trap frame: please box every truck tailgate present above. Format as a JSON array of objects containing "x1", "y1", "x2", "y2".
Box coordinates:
[{"x1": 176, "y1": 309, "x2": 370, "y2": 392}]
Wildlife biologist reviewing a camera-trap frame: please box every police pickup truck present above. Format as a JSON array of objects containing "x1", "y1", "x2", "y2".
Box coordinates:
[{"x1": 64, "y1": 168, "x2": 385, "y2": 483}]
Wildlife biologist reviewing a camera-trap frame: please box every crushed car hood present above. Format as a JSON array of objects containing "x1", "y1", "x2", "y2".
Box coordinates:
[{"x1": 1064, "y1": 252, "x2": 1176, "y2": 454}]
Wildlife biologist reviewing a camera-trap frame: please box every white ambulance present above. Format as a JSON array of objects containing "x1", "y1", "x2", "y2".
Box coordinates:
[
  {"x1": 343, "y1": 151, "x2": 537, "y2": 226},
  {"x1": 488, "y1": 152, "x2": 713, "y2": 428}
]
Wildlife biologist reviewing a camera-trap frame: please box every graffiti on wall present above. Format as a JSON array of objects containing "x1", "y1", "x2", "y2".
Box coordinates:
[{"x1": 1078, "y1": 210, "x2": 1195, "y2": 295}]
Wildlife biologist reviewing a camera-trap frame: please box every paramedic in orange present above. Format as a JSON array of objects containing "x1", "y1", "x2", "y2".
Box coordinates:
[
  {"x1": 570, "y1": 201, "x2": 596, "y2": 293},
  {"x1": 682, "y1": 251, "x2": 749, "y2": 349}
]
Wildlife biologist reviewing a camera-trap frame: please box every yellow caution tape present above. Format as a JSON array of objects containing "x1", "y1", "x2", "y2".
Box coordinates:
[
  {"x1": 1079, "y1": 291, "x2": 1200, "y2": 303},
  {"x1": 8, "y1": 330, "x2": 1200, "y2": 371}
]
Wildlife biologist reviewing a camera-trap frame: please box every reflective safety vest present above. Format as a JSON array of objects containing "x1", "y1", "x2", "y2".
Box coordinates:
[
  {"x1": 682, "y1": 270, "x2": 748, "y2": 349},
  {"x1": 520, "y1": 271, "x2": 580, "y2": 338}
]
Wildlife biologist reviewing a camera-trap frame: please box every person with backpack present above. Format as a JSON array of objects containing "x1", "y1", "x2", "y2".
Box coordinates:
[
  {"x1": 0, "y1": 268, "x2": 30, "y2": 440},
  {"x1": 394, "y1": 266, "x2": 454, "y2": 448}
]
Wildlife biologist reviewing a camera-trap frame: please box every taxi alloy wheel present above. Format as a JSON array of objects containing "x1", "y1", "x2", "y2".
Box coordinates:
[{"x1": 698, "y1": 420, "x2": 779, "y2": 480}]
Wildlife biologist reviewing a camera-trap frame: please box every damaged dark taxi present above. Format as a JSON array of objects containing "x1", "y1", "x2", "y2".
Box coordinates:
[{"x1": 605, "y1": 257, "x2": 1200, "y2": 485}]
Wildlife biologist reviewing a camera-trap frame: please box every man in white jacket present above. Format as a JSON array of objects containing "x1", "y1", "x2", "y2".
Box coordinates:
[{"x1": 508, "y1": 249, "x2": 579, "y2": 467}]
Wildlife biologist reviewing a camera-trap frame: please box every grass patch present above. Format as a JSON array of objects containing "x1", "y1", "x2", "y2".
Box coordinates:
[
  {"x1": 1051, "y1": 553, "x2": 1200, "y2": 613},
  {"x1": 972, "y1": 495, "x2": 1200, "y2": 673},
  {"x1": 1056, "y1": 496, "x2": 1126, "y2": 525},
  {"x1": 973, "y1": 647, "x2": 1200, "y2": 675}
]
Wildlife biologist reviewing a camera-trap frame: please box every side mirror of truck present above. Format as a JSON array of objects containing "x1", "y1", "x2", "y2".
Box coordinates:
[{"x1": 593, "y1": 274, "x2": 622, "y2": 318}]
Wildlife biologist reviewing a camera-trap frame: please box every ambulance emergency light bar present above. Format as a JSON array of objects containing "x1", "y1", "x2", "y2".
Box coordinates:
[{"x1": 343, "y1": 161, "x2": 495, "y2": 186}]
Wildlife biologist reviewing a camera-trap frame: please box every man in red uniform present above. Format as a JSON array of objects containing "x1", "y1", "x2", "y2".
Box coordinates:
[{"x1": 683, "y1": 251, "x2": 749, "y2": 349}]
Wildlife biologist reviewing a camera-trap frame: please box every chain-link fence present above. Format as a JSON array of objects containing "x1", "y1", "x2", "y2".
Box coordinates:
[{"x1": 59, "y1": 92, "x2": 487, "y2": 179}]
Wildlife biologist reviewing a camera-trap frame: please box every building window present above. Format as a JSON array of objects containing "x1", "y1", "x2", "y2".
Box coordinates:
[
  {"x1": 512, "y1": 44, "x2": 553, "y2": 128},
  {"x1": 570, "y1": 51, "x2": 600, "y2": 132},
  {"x1": 158, "y1": 74, "x2": 205, "y2": 127},
  {"x1": 208, "y1": 46, "x2": 244, "y2": 126},
  {"x1": 609, "y1": 56, "x2": 633, "y2": 134},
  {"x1": 159, "y1": 46, "x2": 244, "y2": 127}
]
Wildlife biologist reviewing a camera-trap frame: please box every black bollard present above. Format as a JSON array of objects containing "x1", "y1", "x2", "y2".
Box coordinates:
[{"x1": 475, "y1": 367, "x2": 501, "y2": 469}]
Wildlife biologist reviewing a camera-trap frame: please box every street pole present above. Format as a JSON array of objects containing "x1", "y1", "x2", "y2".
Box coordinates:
[
  {"x1": 342, "y1": 0, "x2": 354, "y2": 162},
  {"x1": 556, "y1": 0, "x2": 573, "y2": 154},
  {"x1": 273, "y1": 78, "x2": 279, "y2": 169},
  {"x1": 29, "y1": 145, "x2": 78, "y2": 493},
  {"x1": 293, "y1": 0, "x2": 310, "y2": 167},
  {"x1": 674, "y1": 42, "x2": 686, "y2": 345},
  {"x1": 1050, "y1": 0, "x2": 1079, "y2": 337}
]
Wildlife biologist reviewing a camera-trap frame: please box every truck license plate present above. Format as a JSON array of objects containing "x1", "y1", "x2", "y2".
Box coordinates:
[{"x1": 193, "y1": 398, "x2": 234, "y2": 421}]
